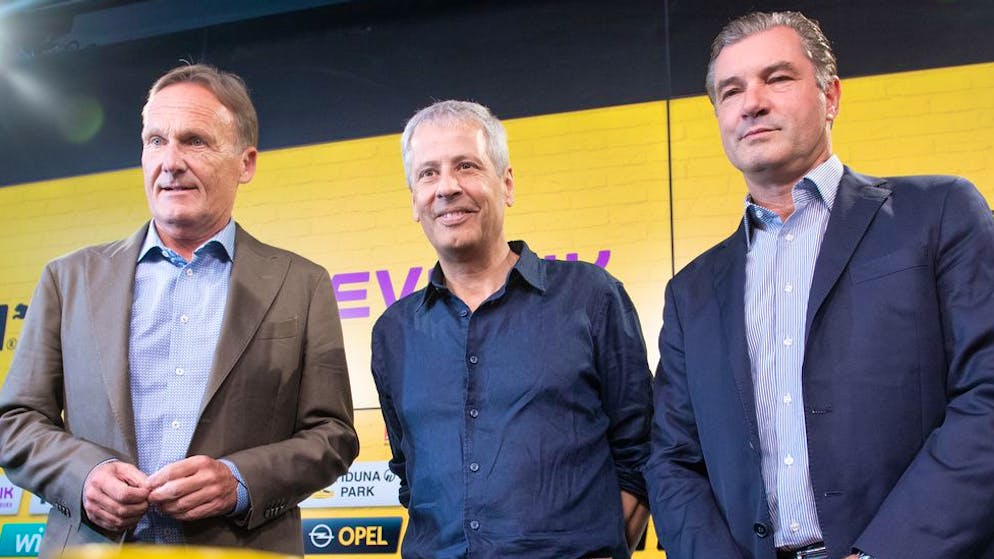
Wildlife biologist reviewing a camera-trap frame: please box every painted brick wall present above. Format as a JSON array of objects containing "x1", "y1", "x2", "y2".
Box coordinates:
[{"x1": 1, "y1": 62, "x2": 991, "y2": 558}]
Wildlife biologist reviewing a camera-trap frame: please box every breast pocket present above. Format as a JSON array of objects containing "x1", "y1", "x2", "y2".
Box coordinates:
[
  {"x1": 845, "y1": 246, "x2": 931, "y2": 388},
  {"x1": 256, "y1": 316, "x2": 298, "y2": 339},
  {"x1": 849, "y1": 247, "x2": 928, "y2": 284}
]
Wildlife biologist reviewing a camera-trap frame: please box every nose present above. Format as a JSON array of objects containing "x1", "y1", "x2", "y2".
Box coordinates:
[
  {"x1": 160, "y1": 141, "x2": 187, "y2": 175},
  {"x1": 741, "y1": 83, "x2": 770, "y2": 118},
  {"x1": 435, "y1": 169, "x2": 462, "y2": 199}
]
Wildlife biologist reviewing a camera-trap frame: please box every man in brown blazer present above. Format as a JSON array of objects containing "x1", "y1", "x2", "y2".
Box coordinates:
[{"x1": 0, "y1": 64, "x2": 359, "y2": 557}]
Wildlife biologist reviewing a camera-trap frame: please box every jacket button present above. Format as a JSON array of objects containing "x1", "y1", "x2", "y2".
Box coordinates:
[{"x1": 753, "y1": 523, "x2": 769, "y2": 537}]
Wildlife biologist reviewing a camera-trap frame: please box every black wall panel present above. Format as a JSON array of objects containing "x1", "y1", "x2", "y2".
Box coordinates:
[{"x1": 0, "y1": 0, "x2": 991, "y2": 187}]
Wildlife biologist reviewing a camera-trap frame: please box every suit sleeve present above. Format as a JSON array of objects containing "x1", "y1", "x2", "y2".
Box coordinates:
[
  {"x1": 228, "y1": 267, "x2": 359, "y2": 531},
  {"x1": 0, "y1": 264, "x2": 122, "y2": 528},
  {"x1": 644, "y1": 282, "x2": 746, "y2": 559},
  {"x1": 594, "y1": 279, "x2": 653, "y2": 502},
  {"x1": 854, "y1": 178, "x2": 994, "y2": 557},
  {"x1": 370, "y1": 321, "x2": 410, "y2": 508}
]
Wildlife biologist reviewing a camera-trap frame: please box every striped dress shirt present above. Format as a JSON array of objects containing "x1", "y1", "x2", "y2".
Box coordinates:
[{"x1": 743, "y1": 155, "x2": 843, "y2": 550}]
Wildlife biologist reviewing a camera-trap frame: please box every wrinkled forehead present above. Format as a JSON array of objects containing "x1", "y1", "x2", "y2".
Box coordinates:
[
  {"x1": 141, "y1": 82, "x2": 236, "y2": 134},
  {"x1": 714, "y1": 26, "x2": 809, "y2": 79},
  {"x1": 410, "y1": 119, "x2": 487, "y2": 155}
]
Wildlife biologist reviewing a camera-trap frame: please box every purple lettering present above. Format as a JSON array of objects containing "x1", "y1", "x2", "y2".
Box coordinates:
[
  {"x1": 543, "y1": 250, "x2": 611, "y2": 268},
  {"x1": 0, "y1": 304, "x2": 7, "y2": 351},
  {"x1": 331, "y1": 272, "x2": 370, "y2": 319},
  {"x1": 376, "y1": 267, "x2": 424, "y2": 307},
  {"x1": 0, "y1": 486, "x2": 13, "y2": 498}
]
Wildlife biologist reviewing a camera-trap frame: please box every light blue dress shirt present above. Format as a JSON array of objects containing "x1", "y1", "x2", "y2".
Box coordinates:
[
  {"x1": 743, "y1": 155, "x2": 844, "y2": 549},
  {"x1": 128, "y1": 219, "x2": 248, "y2": 543}
]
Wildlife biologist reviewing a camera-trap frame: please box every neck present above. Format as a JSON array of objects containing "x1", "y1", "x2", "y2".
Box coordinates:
[
  {"x1": 439, "y1": 242, "x2": 518, "y2": 312},
  {"x1": 154, "y1": 221, "x2": 227, "y2": 262},
  {"x1": 745, "y1": 181, "x2": 798, "y2": 221},
  {"x1": 745, "y1": 153, "x2": 833, "y2": 221}
]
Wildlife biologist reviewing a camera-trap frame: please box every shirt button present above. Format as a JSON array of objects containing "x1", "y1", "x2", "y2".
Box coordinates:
[
  {"x1": 784, "y1": 283, "x2": 793, "y2": 293},
  {"x1": 469, "y1": 462, "x2": 480, "y2": 472},
  {"x1": 785, "y1": 233, "x2": 795, "y2": 241},
  {"x1": 171, "y1": 420, "x2": 180, "y2": 429},
  {"x1": 185, "y1": 268, "x2": 194, "y2": 276},
  {"x1": 789, "y1": 520, "x2": 801, "y2": 533},
  {"x1": 469, "y1": 409, "x2": 479, "y2": 418},
  {"x1": 469, "y1": 520, "x2": 480, "y2": 530},
  {"x1": 783, "y1": 393, "x2": 792, "y2": 405},
  {"x1": 469, "y1": 355, "x2": 479, "y2": 364},
  {"x1": 460, "y1": 309, "x2": 469, "y2": 318},
  {"x1": 180, "y1": 314, "x2": 189, "y2": 324},
  {"x1": 784, "y1": 454, "x2": 794, "y2": 466},
  {"x1": 783, "y1": 336, "x2": 793, "y2": 347},
  {"x1": 175, "y1": 367, "x2": 185, "y2": 376}
]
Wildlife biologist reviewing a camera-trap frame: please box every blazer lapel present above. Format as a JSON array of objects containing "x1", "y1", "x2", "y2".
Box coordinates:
[
  {"x1": 199, "y1": 225, "x2": 290, "y2": 417},
  {"x1": 805, "y1": 169, "x2": 892, "y2": 339},
  {"x1": 88, "y1": 224, "x2": 148, "y2": 459},
  {"x1": 714, "y1": 222, "x2": 762, "y2": 449}
]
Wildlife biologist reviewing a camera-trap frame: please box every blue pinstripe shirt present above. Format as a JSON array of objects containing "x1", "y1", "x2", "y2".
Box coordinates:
[
  {"x1": 128, "y1": 220, "x2": 246, "y2": 542},
  {"x1": 743, "y1": 155, "x2": 843, "y2": 549}
]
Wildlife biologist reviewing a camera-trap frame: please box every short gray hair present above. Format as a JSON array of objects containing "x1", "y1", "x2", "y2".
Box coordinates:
[
  {"x1": 400, "y1": 100, "x2": 509, "y2": 187},
  {"x1": 705, "y1": 11, "x2": 837, "y2": 104},
  {"x1": 145, "y1": 63, "x2": 259, "y2": 148}
]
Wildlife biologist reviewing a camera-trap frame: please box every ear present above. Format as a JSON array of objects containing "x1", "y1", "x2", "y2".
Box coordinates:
[
  {"x1": 824, "y1": 77, "x2": 841, "y2": 123},
  {"x1": 239, "y1": 147, "x2": 259, "y2": 183},
  {"x1": 411, "y1": 186, "x2": 421, "y2": 223},
  {"x1": 503, "y1": 167, "x2": 515, "y2": 207}
]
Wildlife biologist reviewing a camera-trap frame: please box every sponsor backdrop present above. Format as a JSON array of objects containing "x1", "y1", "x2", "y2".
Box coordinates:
[{"x1": 0, "y1": 59, "x2": 992, "y2": 558}]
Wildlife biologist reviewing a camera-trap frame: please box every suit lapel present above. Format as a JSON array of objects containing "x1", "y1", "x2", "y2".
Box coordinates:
[
  {"x1": 88, "y1": 224, "x2": 148, "y2": 459},
  {"x1": 714, "y1": 222, "x2": 762, "y2": 448},
  {"x1": 200, "y1": 225, "x2": 290, "y2": 417},
  {"x1": 805, "y1": 170, "x2": 892, "y2": 340}
]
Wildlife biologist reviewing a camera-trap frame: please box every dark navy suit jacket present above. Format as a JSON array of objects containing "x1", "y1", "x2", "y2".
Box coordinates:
[{"x1": 645, "y1": 169, "x2": 994, "y2": 559}]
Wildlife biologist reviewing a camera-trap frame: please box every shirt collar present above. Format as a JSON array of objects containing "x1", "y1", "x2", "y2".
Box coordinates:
[
  {"x1": 418, "y1": 240, "x2": 547, "y2": 311},
  {"x1": 742, "y1": 155, "x2": 843, "y2": 246},
  {"x1": 138, "y1": 219, "x2": 237, "y2": 264}
]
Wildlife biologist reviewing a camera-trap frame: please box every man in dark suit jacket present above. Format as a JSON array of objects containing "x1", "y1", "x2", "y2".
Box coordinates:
[
  {"x1": 645, "y1": 11, "x2": 994, "y2": 559},
  {"x1": 0, "y1": 64, "x2": 359, "y2": 558}
]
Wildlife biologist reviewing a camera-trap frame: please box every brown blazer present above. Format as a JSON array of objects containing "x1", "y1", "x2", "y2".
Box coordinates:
[{"x1": 0, "y1": 222, "x2": 359, "y2": 557}]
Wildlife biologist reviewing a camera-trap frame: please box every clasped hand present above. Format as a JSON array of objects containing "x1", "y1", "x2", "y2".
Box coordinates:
[{"x1": 81, "y1": 455, "x2": 238, "y2": 535}]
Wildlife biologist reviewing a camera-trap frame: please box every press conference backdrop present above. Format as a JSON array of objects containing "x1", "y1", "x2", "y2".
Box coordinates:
[{"x1": 1, "y1": 0, "x2": 992, "y2": 556}]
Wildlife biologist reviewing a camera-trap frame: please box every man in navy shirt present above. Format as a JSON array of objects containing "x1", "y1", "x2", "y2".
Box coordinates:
[{"x1": 371, "y1": 100, "x2": 652, "y2": 559}]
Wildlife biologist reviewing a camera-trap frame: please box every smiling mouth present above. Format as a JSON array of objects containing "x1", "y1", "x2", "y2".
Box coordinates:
[{"x1": 436, "y1": 209, "x2": 475, "y2": 225}]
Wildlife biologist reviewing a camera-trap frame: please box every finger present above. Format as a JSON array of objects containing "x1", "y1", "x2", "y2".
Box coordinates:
[
  {"x1": 86, "y1": 469, "x2": 149, "y2": 507},
  {"x1": 85, "y1": 482, "x2": 149, "y2": 517},
  {"x1": 155, "y1": 472, "x2": 236, "y2": 520},
  {"x1": 155, "y1": 484, "x2": 211, "y2": 516},
  {"x1": 112, "y1": 462, "x2": 150, "y2": 488},
  {"x1": 164, "y1": 488, "x2": 235, "y2": 521},
  {"x1": 84, "y1": 498, "x2": 147, "y2": 532},
  {"x1": 149, "y1": 455, "x2": 230, "y2": 500},
  {"x1": 147, "y1": 455, "x2": 208, "y2": 489}
]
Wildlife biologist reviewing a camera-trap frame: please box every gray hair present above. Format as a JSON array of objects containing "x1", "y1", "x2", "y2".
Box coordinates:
[
  {"x1": 400, "y1": 100, "x2": 509, "y2": 187},
  {"x1": 705, "y1": 11, "x2": 838, "y2": 104},
  {"x1": 144, "y1": 63, "x2": 259, "y2": 148}
]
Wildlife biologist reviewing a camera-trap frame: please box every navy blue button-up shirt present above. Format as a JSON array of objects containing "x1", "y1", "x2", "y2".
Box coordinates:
[{"x1": 372, "y1": 241, "x2": 652, "y2": 559}]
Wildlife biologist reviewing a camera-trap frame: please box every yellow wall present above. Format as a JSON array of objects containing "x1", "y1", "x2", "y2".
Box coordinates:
[{"x1": 1, "y1": 62, "x2": 992, "y2": 558}]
